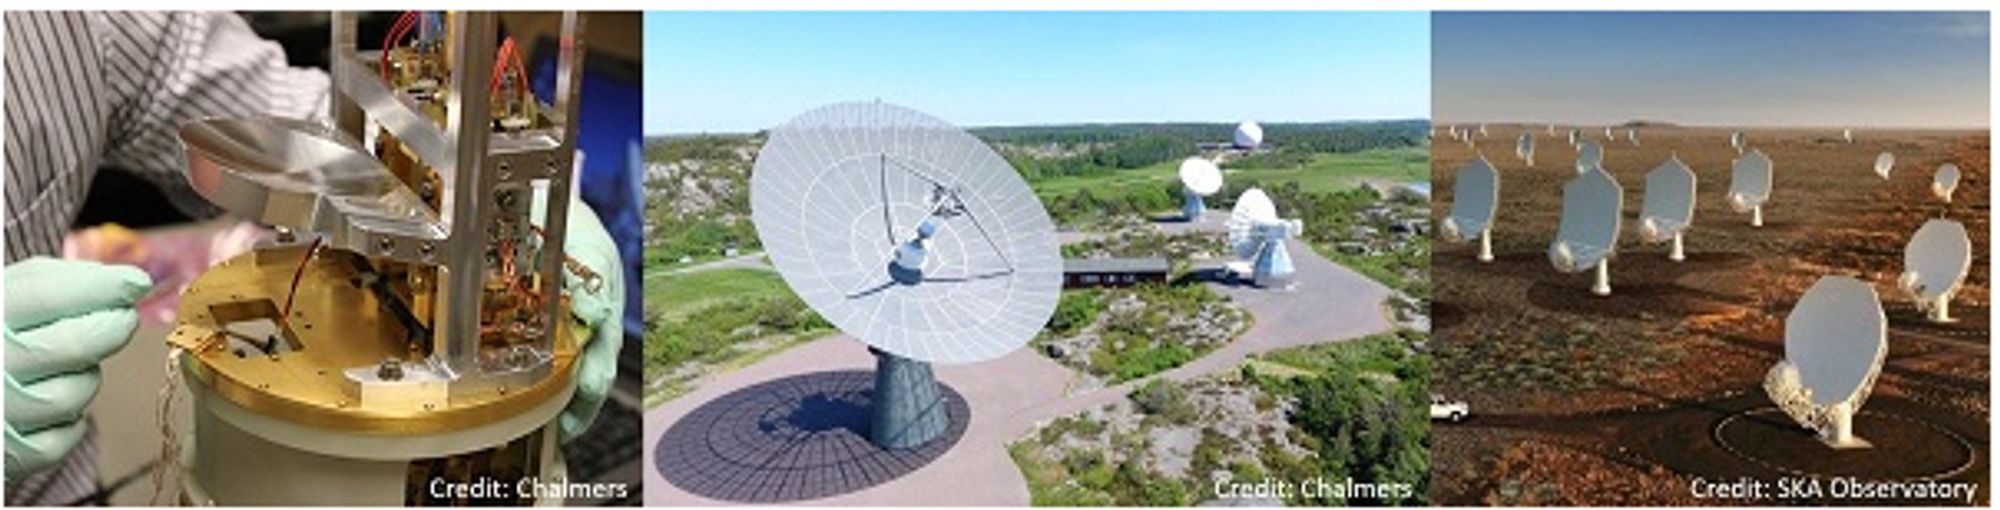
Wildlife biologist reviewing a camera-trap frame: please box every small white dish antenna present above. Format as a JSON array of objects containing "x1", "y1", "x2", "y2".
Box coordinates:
[
  {"x1": 1764, "y1": 276, "x2": 1886, "y2": 449},
  {"x1": 1567, "y1": 128, "x2": 1580, "y2": 147},
  {"x1": 1899, "y1": 219, "x2": 1971, "y2": 323},
  {"x1": 1546, "y1": 124, "x2": 1556, "y2": 136},
  {"x1": 1478, "y1": 124, "x2": 1489, "y2": 138},
  {"x1": 1932, "y1": 163, "x2": 1961, "y2": 203},
  {"x1": 1516, "y1": 132, "x2": 1536, "y2": 167},
  {"x1": 1639, "y1": 156, "x2": 1698, "y2": 262},
  {"x1": 1178, "y1": 157, "x2": 1224, "y2": 220},
  {"x1": 1843, "y1": 128, "x2": 1854, "y2": 144},
  {"x1": 1627, "y1": 127, "x2": 1640, "y2": 146},
  {"x1": 1443, "y1": 156, "x2": 1501, "y2": 262},
  {"x1": 1730, "y1": 131, "x2": 1745, "y2": 153},
  {"x1": 1575, "y1": 140, "x2": 1603, "y2": 175},
  {"x1": 1727, "y1": 149, "x2": 1774, "y2": 227},
  {"x1": 1227, "y1": 188, "x2": 1302, "y2": 288},
  {"x1": 1549, "y1": 167, "x2": 1623, "y2": 296},
  {"x1": 1874, "y1": 152, "x2": 1895, "y2": 180},
  {"x1": 1604, "y1": 126, "x2": 1615, "y2": 141},
  {"x1": 1233, "y1": 121, "x2": 1264, "y2": 150}
]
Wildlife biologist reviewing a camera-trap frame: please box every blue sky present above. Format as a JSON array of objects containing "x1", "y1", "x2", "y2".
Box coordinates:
[
  {"x1": 644, "y1": 12, "x2": 1430, "y2": 134},
  {"x1": 1434, "y1": 12, "x2": 1990, "y2": 128}
]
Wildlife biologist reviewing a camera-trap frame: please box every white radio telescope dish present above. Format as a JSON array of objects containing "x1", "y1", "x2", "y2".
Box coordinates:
[
  {"x1": 1639, "y1": 156, "x2": 1698, "y2": 261},
  {"x1": 1627, "y1": 127, "x2": 1640, "y2": 146},
  {"x1": 1550, "y1": 167, "x2": 1624, "y2": 296},
  {"x1": 1443, "y1": 156, "x2": 1501, "y2": 262},
  {"x1": 1226, "y1": 188, "x2": 1302, "y2": 288},
  {"x1": 1899, "y1": 219, "x2": 1972, "y2": 323},
  {"x1": 1516, "y1": 132, "x2": 1536, "y2": 167},
  {"x1": 750, "y1": 101, "x2": 1061, "y2": 365},
  {"x1": 1576, "y1": 140, "x2": 1604, "y2": 175},
  {"x1": 1932, "y1": 163, "x2": 1961, "y2": 203},
  {"x1": 1730, "y1": 131, "x2": 1745, "y2": 153},
  {"x1": 1478, "y1": 124, "x2": 1489, "y2": 138},
  {"x1": 1844, "y1": 128, "x2": 1854, "y2": 144},
  {"x1": 1233, "y1": 121, "x2": 1264, "y2": 150},
  {"x1": 1727, "y1": 149, "x2": 1774, "y2": 226},
  {"x1": 1567, "y1": 128, "x2": 1580, "y2": 147},
  {"x1": 1874, "y1": 152, "x2": 1895, "y2": 180},
  {"x1": 1764, "y1": 276, "x2": 1886, "y2": 449},
  {"x1": 1179, "y1": 157, "x2": 1224, "y2": 220},
  {"x1": 1604, "y1": 126, "x2": 1615, "y2": 141}
]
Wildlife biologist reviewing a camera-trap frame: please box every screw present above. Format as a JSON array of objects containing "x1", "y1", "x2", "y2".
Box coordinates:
[
  {"x1": 275, "y1": 227, "x2": 296, "y2": 244},
  {"x1": 420, "y1": 242, "x2": 435, "y2": 259},
  {"x1": 377, "y1": 357, "x2": 405, "y2": 381},
  {"x1": 498, "y1": 160, "x2": 513, "y2": 180},
  {"x1": 378, "y1": 237, "x2": 395, "y2": 254}
]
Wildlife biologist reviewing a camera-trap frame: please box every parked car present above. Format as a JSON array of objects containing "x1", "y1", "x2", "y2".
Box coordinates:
[{"x1": 1430, "y1": 393, "x2": 1469, "y2": 422}]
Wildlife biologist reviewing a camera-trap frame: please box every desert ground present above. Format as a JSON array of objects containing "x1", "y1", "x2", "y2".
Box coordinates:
[{"x1": 1429, "y1": 125, "x2": 1990, "y2": 505}]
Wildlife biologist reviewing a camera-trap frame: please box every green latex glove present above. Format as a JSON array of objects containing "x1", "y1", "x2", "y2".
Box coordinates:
[
  {"x1": 3, "y1": 258, "x2": 151, "y2": 480},
  {"x1": 550, "y1": 195, "x2": 624, "y2": 443}
]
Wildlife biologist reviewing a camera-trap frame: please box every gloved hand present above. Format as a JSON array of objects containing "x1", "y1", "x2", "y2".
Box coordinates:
[
  {"x1": 551, "y1": 195, "x2": 624, "y2": 443},
  {"x1": 4, "y1": 258, "x2": 151, "y2": 479}
]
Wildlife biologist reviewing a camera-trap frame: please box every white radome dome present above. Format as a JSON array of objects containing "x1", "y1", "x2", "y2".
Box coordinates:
[{"x1": 1233, "y1": 121, "x2": 1264, "y2": 150}]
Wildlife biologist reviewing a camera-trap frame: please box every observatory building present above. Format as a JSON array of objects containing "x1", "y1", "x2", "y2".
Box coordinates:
[{"x1": 1062, "y1": 257, "x2": 1171, "y2": 288}]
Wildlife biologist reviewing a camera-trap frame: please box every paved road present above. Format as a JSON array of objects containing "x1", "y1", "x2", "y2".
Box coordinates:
[{"x1": 644, "y1": 212, "x2": 1397, "y2": 505}]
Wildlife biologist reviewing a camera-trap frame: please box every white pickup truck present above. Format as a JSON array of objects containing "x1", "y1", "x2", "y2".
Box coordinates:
[{"x1": 1430, "y1": 394, "x2": 1469, "y2": 422}]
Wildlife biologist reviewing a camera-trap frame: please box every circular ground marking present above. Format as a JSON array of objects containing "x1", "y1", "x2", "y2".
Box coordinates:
[
  {"x1": 1713, "y1": 407, "x2": 1975, "y2": 481},
  {"x1": 654, "y1": 370, "x2": 970, "y2": 503}
]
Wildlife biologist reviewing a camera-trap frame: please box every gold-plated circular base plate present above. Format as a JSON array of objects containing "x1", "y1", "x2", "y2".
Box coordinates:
[{"x1": 171, "y1": 247, "x2": 577, "y2": 435}]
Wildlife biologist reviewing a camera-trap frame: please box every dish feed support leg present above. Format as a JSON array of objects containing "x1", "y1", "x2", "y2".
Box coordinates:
[
  {"x1": 1478, "y1": 229, "x2": 1493, "y2": 263},
  {"x1": 871, "y1": 349, "x2": 949, "y2": 449},
  {"x1": 1751, "y1": 206, "x2": 1763, "y2": 227},
  {"x1": 1669, "y1": 233, "x2": 1685, "y2": 262}
]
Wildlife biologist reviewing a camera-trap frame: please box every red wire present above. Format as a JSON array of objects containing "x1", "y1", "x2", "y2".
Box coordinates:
[
  {"x1": 281, "y1": 237, "x2": 323, "y2": 325},
  {"x1": 379, "y1": 11, "x2": 419, "y2": 80}
]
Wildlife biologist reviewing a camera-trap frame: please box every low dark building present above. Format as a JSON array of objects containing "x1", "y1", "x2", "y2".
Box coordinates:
[{"x1": 1062, "y1": 257, "x2": 1170, "y2": 288}]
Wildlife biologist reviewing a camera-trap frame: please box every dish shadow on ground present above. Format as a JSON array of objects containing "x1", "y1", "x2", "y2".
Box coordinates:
[{"x1": 652, "y1": 370, "x2": 970, "y2": 503}]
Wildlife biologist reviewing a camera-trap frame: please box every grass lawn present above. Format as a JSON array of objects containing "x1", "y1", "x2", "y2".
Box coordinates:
[
  {"x1": 646, "y1": 267, "x2": 789, "y2": 322},
  {"x1": 1031, "y1": 147, "x2": 1427, "y2": 199}
]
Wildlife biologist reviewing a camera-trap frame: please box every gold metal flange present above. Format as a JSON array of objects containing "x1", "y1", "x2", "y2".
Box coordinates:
[{"x1": 170, "y1": 246, "x2": 579, "y2": 436}]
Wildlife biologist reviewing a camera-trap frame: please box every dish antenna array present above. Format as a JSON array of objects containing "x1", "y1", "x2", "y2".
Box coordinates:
[
  {"x1": 1727, "y1": 149, "x2": 1774, "y2": 227},
  {"x1": 1639, "y1": 156, "x2": 1698, "y2": 262},
  {"x1": 1603, "y1": 126, "x2": 1615, "y2": 141},
  {"x1": 1442, "y1": 156, "x2": 1501, "y2": 262},
  {"x1": 1763, "y1": 276, "x2": 1887, "y2": 449},
  {"x1": 1178, "y1": 158, "x2": 1224, "y2": 221},
  {"x1": 749, "y1": 101, "x2": 1061, "y2": 448},
  {"x1": 1932, "y1": 163, "x2": 1961, "y2": 203},
  {"x1": 1874, "y1": 152, "x2": 1895, "y2": 180},
  {"x1": 1226, "y1": 188, "x2": 1303, "y2": 288},
  {"x1": 1899, "y1": 219, "x2": 1972, "y2": 323},
  {"x1": 1550, "y1": 167, "x2": 1624, "y2": 296},
  {"x1": 1516, "y1": 132, "x2": 1536, "y2": 167}
]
